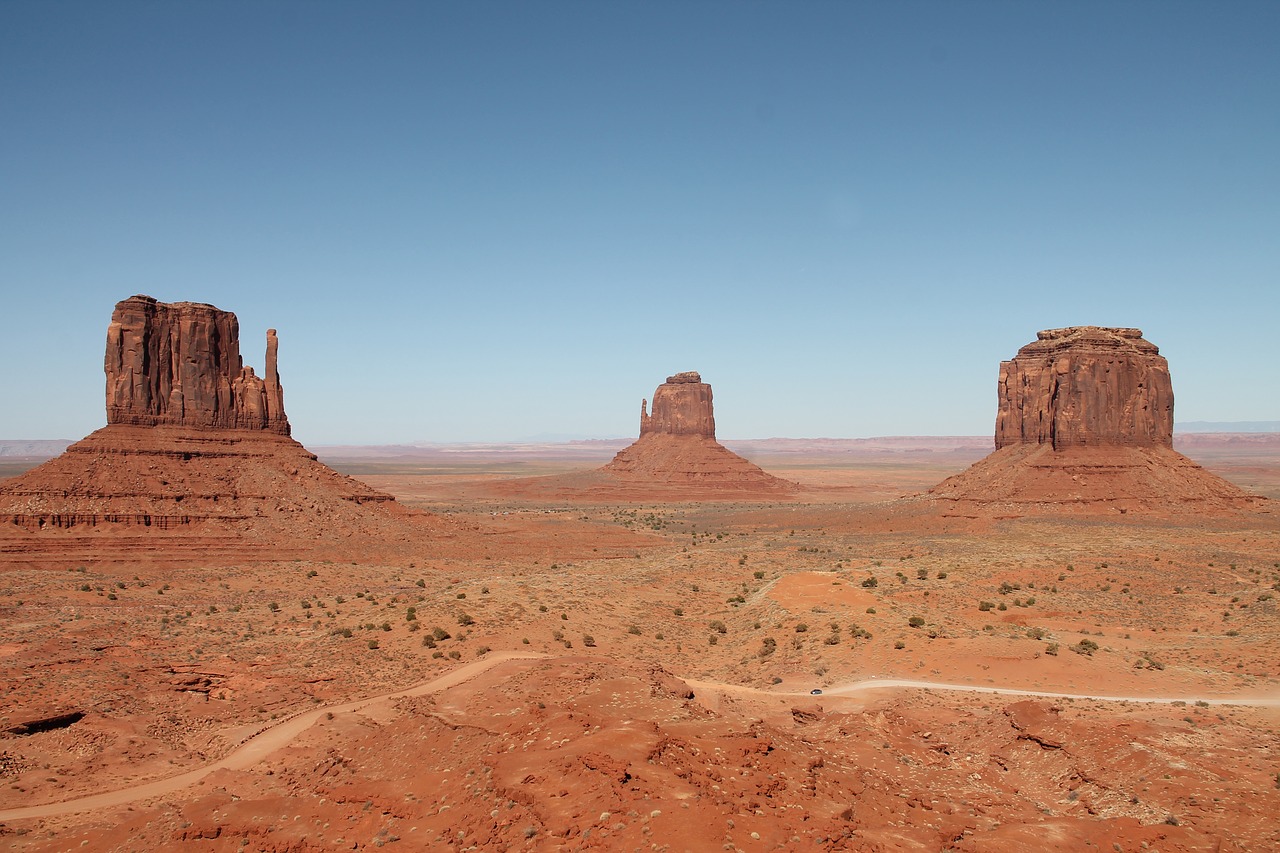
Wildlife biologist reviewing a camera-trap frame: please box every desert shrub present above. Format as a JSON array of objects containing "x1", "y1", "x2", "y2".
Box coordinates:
[
  {"x1": 367, "y1": 639, "x2": 379, "y2": 650},
  {"x1": 448, "y1": 650, "x2": 461, "y2": 660},
  {"x1": 709, "y1": 619, "x2": 727, "y2": 634},
  {"x1": 917, "y1": 569, "x2": 928, "y2": 580},
  {"x1": 708, "y1": 635, "x2": 718, "y2": 645},
  {"x1": 674, "y1": 607, "x2": 684, "y2": 616},
  {"x1": 1045, "y1": 642, "x2": 1059, "y2": 656},
  {"x1": 268, "y1": 602, "x2": 280, "y2": 612},
  {"x1": 908, "y1": 616, "x2": 925, "y2": 628},
  {"x1": 582, "y1": 635, "x2": 596, "y2": 647},
  {"x1": 978, "y1": 601, "x2": 994, "y2": 612},
  {"x1": 627, "y1": 624, "x2": 642, "y2": 635},
  {"x1": 937, "y1": 572, "x2": 948, "y2": 579},
  {"x1": 415, "y1": 579, "x2": 425, "y2": 588},
  {"x1": 894, "y1": 640, "x2": 905, "y2": 649},
  {"x1": 759, "y1": 637, "x2": 777, "y2": 658},
  {"x1": 861, "y1": 576, "x2": 878, "y2": 589},
  {"x1": 1072, "y1": 639, "x2": 1099, "y2": 656},
  {"x1": 795, "y1": 623, "x2": 808, "y2": 633},
  {"x1": 457, "y1": 613, "x2": 475, "y2": 626},
  {"x1": 432, "y1": 626, "x2": 450, "y2": 640},
  {"x1": 1026, "y1": 627, "x2": 1046, "y2": 640},
  {"x1": 753, "y1": 570, "x2": 765, "y2": 579}
]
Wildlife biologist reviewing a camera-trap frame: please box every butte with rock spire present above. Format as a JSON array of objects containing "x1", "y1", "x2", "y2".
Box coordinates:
[
  {"x1": 600, "y1": 371, "x2": 796, "y2": 494},
  {"x1": 927, "y1": 326, "x2": 1264, "y2": 513},
  {"x1": 0, "y1": 295, "x2": 431, "y2": 558}
]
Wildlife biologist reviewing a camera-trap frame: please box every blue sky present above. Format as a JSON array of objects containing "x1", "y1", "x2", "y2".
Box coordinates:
[{"x1": 2, "y1": 1, "x2": 1277, "y2": 444}]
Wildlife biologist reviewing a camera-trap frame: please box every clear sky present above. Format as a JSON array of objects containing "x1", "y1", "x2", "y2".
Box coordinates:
[{"x1": 2, "y1": 1, "x2": 1277, "y2": 445}]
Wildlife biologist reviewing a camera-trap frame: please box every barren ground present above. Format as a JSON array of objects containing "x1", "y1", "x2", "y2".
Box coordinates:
[{"x1": 1, "y1": 438, "x2": 1277, "y2": 851}]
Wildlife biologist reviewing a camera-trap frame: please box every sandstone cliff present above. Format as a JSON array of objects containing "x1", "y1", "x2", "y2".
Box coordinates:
[
  {"x1": 929, "y1": 327, "x2": 1261, "y2": 514},
  {"x1": 105, "y1": 295, "x2": 289, "y2": 434},
  {"x1": 0, "y1": 294, "x2": 433, "y2": 547},
  {"x1": 995, "y1": 327, "x2": 1172, "y2": 450},
  {"x1": 640, "y1": 372, "x2": 716, "y2": 438}
]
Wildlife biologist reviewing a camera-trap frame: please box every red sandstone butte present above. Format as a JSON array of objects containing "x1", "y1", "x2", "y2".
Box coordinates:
[
  {"x1": 995, "y1": 326, "x2": 1173, "y2": 450},
  {"x1": 106, "y1": 294, "x2": 289, "y2": 434},
  {"x1": 929, "y1": 327, "x2": 1262, "y2": 513},
  {"x1": 640, "y1": 371, "x2": 716, "y2": 437},
  {"x1": 602, "y1": 372, "x2": 796, "y2": 493},
  {"x1": 0, "y1": 295, "x2": 416, "y2": 547}
]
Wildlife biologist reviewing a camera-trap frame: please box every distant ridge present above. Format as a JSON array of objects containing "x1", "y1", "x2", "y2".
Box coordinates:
[{"x1": 1175, "y1": 421, "x2": 1280, "y2": 433}]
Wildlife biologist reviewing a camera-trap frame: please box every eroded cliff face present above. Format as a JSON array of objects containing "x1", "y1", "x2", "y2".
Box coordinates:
[
  {"x1": 995, "y1": 327, "x2": 1172, "y2": 451},
  {"x1": 639, "y1": 372, "x2": 716, "y2": 438},
  {"x1": 105, "y1": 295, "x2": 289, "y2": 434}
]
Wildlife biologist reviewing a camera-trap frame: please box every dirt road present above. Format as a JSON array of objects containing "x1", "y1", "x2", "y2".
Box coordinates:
[{"x1": 4, "y1": 652, "x2": 1276, "y2": 822}]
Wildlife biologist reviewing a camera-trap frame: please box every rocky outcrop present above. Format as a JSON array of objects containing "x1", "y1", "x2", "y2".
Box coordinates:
[
  {"x1": 928, "y1": 327, "x2": 1262, "y2": 514},
  {"x1": 600, "y1": 372, "x2": 795, "y2": 495},
  {"x1": 105, "y1": 295, "x2": 289, "y2": 434},
  {"x1": 995, "y1": 327, "x2": 1172, "y2": 450},
  {"x1": 640, "y1": 372, "x2": 716, "y2": 438},
  {"x1": 0, "y1": 294, "x2": 438, "y2": 548}
]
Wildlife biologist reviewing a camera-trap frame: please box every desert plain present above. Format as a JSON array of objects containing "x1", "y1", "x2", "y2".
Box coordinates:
[{"x1": 1, "y1": 433, "x2": 1277, "y2": 852}]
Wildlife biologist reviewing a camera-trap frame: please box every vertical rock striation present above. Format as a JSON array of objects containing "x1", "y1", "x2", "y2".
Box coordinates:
[
  {"x1": 994, "y1": 327, "x2": 1172, "y2": 450},
  {"x1": 105, "y1": 295, "x2": 289, "y2": 434},
  {"x1": 927, "y1": 325, "x2": 1260, "y2": 512},
  {"x1": 640, "y1": 372, "x2": 717, "y2": 438}
]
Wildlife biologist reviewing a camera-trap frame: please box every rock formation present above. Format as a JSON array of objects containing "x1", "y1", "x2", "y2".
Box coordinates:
[
  {"x1": 105, "y1": 295, "x2": 289, "y2": 434},
  {"x1": 0, "y1": 295, "x2": 423, "y2": 548},
  {"x1": 995, "y1": 327, "x2": 1172, "y2": 450},
  {"x1": 600, "y1": 372, "x2": 796, "y2": 494},
  {"x1": 928, "y1": 327, "x2": 1262, "y2": 513},
  {"x1": 640, "y1": 372, "x2": 716, "y2": 437}
]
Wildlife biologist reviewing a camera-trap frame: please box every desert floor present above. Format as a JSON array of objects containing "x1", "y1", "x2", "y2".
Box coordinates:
[{"x1": 1, "y1": 440, "x2": 1277, "y2": 851}]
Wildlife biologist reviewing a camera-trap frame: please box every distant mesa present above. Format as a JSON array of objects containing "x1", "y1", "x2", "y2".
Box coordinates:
[
  {"x1": 0, "y1": 295, "x2": 410, "y2": 545},
  {"x1": 601, "y1": 371, "x2": 796, "y2": 493},
  {"x1": 928, "y1": 326, "x2": 1265, "y2": 513}
]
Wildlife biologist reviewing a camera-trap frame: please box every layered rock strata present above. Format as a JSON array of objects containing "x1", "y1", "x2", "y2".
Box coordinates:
[
  {"x1": 0, "y1": 295, "x2": 405, "y2": 540},
  {"x1": 603, "y1": 372, "x2": 795, "y2": 493},
  {"x1": 929, "y1": 327, "x2": 1262, "y2": 513}
]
